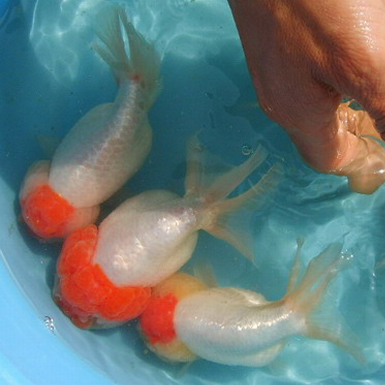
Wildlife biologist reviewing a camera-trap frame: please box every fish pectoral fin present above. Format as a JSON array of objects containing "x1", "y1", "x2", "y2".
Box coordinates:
[
  {"x1": 192, "y1": 259, "x2": 218, "y2": 288},
  {"x1": 208, "y1": 342, "x2": 285, "y2": 367},
  {"x1": 237, "y1": 342, "x2": 285, "y2": 367}
]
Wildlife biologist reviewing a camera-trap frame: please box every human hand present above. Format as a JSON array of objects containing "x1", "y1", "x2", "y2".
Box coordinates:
[{"x1": 228, "y1": 0, "x2": 385, "y2": 194}]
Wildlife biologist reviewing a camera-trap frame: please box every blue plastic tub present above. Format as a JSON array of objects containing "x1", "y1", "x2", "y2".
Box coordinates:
[{"x1": 2, "y1": 0, "x2": 385, "y2": 384}]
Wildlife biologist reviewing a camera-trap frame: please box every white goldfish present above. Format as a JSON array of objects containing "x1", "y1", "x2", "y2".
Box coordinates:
[
  {"x1": 19, "y1": 4, "x2": 161, "y2": 240},
  {"x1": 54, "y1": 138, "x2": 282, "y2": 328},
  {"x1": 139, "y1": 241, "x2": 363, "y2": 366}
]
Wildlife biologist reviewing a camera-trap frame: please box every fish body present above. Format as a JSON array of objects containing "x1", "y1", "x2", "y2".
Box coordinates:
[
  {"x1": 174, "y1": 287, "x2": 299, "y2": 366},
  {"x1": 19, "y1": 4, "x2": 161, "y2": 240},
  {"x1": 139, "y1": 243, "x2": 363, "y2": 366}
]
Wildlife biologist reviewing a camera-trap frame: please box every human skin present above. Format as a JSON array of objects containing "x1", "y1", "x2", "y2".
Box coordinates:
[{"x1": 228, "y1": 0, "x2": 385, "y2": 193}]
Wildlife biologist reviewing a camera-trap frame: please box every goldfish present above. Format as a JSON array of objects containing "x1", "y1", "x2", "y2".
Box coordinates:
[
  {"x1": 53, "y1": 137, "x2": 282, "y2": 328},
  {"x1": 139, "y1": 241, "x2": 363, "y2": 366},
  {"x1": 19, "y1": 4, "x2": 161, "y2": 240}
]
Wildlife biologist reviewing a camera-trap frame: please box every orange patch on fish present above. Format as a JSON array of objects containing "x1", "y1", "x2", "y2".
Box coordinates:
[
  {"x1": 140, "y1": 293, "x2": 178, "y2": 344},
  {"x1": 56, "y1": 225, "x2": 151, "y2": 327},
  {"x1": 21, "y1": 184, "x2": 75, "y2": 239}
]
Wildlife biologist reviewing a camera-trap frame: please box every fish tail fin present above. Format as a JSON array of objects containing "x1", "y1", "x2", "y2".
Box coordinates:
[
  {"x1": 285, "y1": 238, "x2": 305, "y2": 294},
  {"x1": 285, "y1": 243, "x2": 365, "y2": 363},
  {"x1": 93, "y1": 4, "x2": 161, "y2": 107},
  {"x1": 185, "y1": 135, "x2": 282, "y2": 262}
]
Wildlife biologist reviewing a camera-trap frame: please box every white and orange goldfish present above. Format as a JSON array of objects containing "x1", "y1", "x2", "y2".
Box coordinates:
[
  {"x1": 19, "y1": 4, "x2": 161, "y2": 240},
  {"x1": 139, "y1": 241, "x2": 363, "y2": 366},
  {"x1": 54, "y1": 137, "x2": 282, "y2": 328}
]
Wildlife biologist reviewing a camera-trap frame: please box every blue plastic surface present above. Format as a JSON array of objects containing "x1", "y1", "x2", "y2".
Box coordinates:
[{"x1": 2, "y1": 0, "x2": 385, "y2": 384}]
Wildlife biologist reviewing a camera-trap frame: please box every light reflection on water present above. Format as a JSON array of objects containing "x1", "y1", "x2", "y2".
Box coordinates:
[
  {"x1": 2, "y1": 0, "x2": 385, "y2": 384},
  {"x1": 28, "y1": 0, "x2": 238, "y2": 84}
]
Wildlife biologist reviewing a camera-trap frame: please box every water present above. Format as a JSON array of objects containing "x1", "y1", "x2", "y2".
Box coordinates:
[{"x1": 1, "y1": 0, "x2": 385, "y2": 384}]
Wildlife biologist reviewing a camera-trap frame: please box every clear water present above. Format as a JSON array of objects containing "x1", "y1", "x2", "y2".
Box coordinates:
[{"x1": 1, "y1": 0, "x2": 385, "y2": 384}]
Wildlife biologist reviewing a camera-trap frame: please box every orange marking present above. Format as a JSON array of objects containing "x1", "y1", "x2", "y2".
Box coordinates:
[
  {"x1": 98, "y1": 276, "x2": 151, "y2": 322},
  {"x1": 21, "y1": 184, "x2": 75, "y2": 239},
  {"x1": 140, "y1": 293, "x2": 178, "y2": 344},
  {"x1": 58, "y1": 225, "x2": 98, "y2": 275},
  {"x1": 60, "y1": 273, "x2": 98, "y2": 313},
  {"x1": 57, "y1": 225, "x2": 151, "y2": 327}
]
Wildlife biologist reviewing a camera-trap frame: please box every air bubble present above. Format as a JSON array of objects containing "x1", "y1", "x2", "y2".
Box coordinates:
[
  {"x1": 44, "y1": 316, "x2": 55, "y2": 332},
  {"x1": 241, "y1": 144, "x2": 253, "y2": 156}
]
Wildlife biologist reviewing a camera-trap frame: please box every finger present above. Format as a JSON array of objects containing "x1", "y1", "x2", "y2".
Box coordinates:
[
  {"x1": 257, "y1": 72, "x2": 385, "y2": 194},
  {"x1": 316, "y1": 43, "x2": 385, "y2": 192},
  {"x1": 329, "y1": 104, "x2": 385, "y2": 194}
]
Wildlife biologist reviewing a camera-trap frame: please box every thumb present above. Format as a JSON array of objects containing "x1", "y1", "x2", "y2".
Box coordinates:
[{"x1": 329, "y1": 103, "x2": 385, "y2": 194}]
